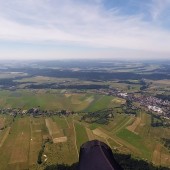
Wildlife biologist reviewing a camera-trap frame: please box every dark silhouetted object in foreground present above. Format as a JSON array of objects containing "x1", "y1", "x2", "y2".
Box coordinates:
[{"x1": 78, "y1": 140, "x2": 123, "y2": 170}]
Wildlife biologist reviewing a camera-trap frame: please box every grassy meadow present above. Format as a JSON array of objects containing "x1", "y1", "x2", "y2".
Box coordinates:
[{"x1": 0, "y1": 90, "x2": 123, "y2": 112}]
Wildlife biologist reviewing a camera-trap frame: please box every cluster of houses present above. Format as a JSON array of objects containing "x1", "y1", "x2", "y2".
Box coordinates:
[
  {"x1": 120, "y1": 93, "x2": 169, "y2": 118},
  {"x1": 80, "y1": 88, "x2": 170, "y2": 119},
  {"x1": 137, "y1": 96, "x2": 170, "y2": 117},
  {"x1": 139, "y1": 96, "x2": 170, "y2": 107}
]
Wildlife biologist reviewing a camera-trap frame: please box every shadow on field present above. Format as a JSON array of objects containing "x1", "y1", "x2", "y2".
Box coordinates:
[
  {"x1": 44, "y1": 153, "x2": 170, "y2": 170},
  {"x1": 113, "y1": 153, "x2": 170, "y2": 170},
  {"x1": 44, "y1": 163, "x2": 78, "y2": 170}
]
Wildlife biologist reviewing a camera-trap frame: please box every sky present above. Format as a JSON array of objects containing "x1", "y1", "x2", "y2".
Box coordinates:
[{"x1": 0, "y1": 0, "x2": 170, "y2": 60}]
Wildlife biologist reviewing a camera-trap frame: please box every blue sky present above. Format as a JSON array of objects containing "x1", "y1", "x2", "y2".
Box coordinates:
[{"x1": 0, "y1": 0, "x2": 170, "y2": 60}]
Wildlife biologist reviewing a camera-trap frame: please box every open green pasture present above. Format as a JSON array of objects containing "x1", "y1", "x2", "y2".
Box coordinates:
[
  {"x1": 0, "y1": 90, "x2": 120, "y2": 112},
  {"x1": 75, "y1": 122, "x2": 88, "y2": 150},
  {"x1": 117, "y1": 128, "x2": 151, "y2": 159}
]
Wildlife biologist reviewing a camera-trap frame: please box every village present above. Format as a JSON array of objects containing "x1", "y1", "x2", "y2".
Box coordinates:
[{"x1": 84, "y1": 88, "x2": 170, "y2": 119}]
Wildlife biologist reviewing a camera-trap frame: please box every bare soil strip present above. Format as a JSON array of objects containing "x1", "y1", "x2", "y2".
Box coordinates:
[
  {"x1": 53, "y1": 136, "x2": 67, "y2": 143},
  {"x1": 152, "y1": 144, "x2": 161, "y2": 165},
  {"x1": 93, "y1": 128, "x2": 110, "y2": 139},
  {"x1": 65, "y1": 93, "x2": 72, "y2": 98},
  {"x1": 126, "y1": 117, "x2": 141, "y2": 134},
  {"x1": 45, "y1": 118, "x2": 67, "y2": 143},
  {"x1": 45, "y1": 118, "x2": 57, "y2": 136}
]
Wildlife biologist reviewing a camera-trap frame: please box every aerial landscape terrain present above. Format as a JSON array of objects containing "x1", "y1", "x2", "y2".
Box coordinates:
[
  {"x1": 1, "y1": 0, "x2": 170, "y2": 169},
  {"x1": 0, "y1": 60, "x2": 169, "y2": 170}
]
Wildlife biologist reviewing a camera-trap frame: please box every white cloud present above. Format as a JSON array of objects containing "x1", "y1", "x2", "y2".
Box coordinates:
[
  {"x1": 150, "y1": 0, "x2": 170, "y2": 21},
  {"x1": 0, "y1": 0, "x2": 170, "y2": 59}
]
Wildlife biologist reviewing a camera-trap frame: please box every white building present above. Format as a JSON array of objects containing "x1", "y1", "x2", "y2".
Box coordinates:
[
  {"x1": 148, "y1": 105, "x2": 163, "y2": 114},
  {"x1": 119, "y1": 93, "x2": 128, "y2": 97}
]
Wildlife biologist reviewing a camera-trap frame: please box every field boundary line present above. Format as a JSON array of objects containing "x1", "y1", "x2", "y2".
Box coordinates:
[
  {"x1": 106, "y1": 139, "x2": 111, "y2": 148},
  {"x1": 112, "y1": 117, "x2": 130, "y2": 133},
  {"x1": 73, "y1": 121, "x2": 79, "y2": 158},
  {"x1": 93, "y1": 128, "x2": 123, "y2": 147},
  {"x1": 113, "y1": 117, "x2": 134, "y2": 134},
  {"x1": 63, "y1": 116, "x2": 70, "y2": 128},
  {"x1": 85, "y1": 127, "x2": 95, "y2": 141}
]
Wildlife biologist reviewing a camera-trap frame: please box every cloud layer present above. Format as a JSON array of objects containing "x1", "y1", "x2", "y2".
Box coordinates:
[{"x1": 0, "y1": 0, "x2": 170, "y2": 59}]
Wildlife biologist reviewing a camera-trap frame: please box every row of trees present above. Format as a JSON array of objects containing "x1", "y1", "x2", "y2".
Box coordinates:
[{"x1": 26, "y1": 84, "x2": 109, "y2": 90}]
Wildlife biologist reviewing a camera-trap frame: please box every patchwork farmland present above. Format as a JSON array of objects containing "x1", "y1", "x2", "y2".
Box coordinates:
[
  {"x1": 0, "y1": 93, "x2": 169, "y2": 169},
  {"x1": 0, "y1": 111, "x2": 169, "y2": 169}
]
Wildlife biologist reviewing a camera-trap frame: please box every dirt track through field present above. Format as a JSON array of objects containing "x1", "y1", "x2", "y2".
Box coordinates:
[
  {"x1": 0, "y1": 127, "x2": 10, "y2": 147},
  {"x1": 92, "y1": 128, "x2": 122, "y2": 147},
  {"x1": 113, "y1": 117, "x2": 134, "y2": 134},
  {"x1": 73, "y1": 121, "x2": 79, "y2": 158},
  {"x1": 63, "y1": 116, "x2": 70, "y2": 128},
  {"x1": 86, "y1": 128, "x2": 94, "y2": 140}
]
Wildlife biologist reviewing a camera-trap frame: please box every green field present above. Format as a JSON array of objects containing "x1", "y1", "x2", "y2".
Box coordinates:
[
  {"x1": 74, "y1": 122, "x2": 89, "y2": 149},
  {"x1": 117, "y1": 128, "x2": 151, "y2": 159},
  {"x1": 0, "y1": 90, "x2": 119, "y2": 112}
]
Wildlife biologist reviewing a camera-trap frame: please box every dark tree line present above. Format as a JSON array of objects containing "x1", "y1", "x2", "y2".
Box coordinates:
[
  {"x1": 81, "y1": 108, "x2": 115, "y2": 125},
  {"x1": 26, "y1": 84, "x2": 109, "y2": 90},
  {"x1": 156, "y1": 94, "x2": 170, "y2": 101},
  {"x1": 5, "y1": 68, "x2": 170, "y2": 81},
  {"x1": 151, "y1": 114, "x2": 163, "y2": 127}
]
